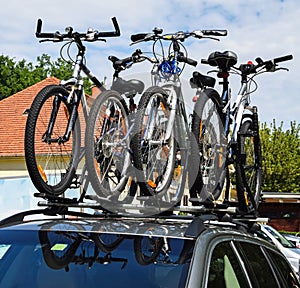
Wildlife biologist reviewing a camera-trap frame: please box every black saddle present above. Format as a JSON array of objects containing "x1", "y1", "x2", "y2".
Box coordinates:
[
  {"x1": 207, "y1": 51, "x2": 238, "y2": 70},
  {"x1": 111, "y1": 77, "x2": 144, "y2": 97},
  {"x1": 190, "y1": 71, "x2": 216, "y2": 89}
]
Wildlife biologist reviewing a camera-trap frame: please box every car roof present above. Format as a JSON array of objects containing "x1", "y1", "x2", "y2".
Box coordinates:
[{"x1": 0, "y1": 205, "x2": 270, "y2": 243}]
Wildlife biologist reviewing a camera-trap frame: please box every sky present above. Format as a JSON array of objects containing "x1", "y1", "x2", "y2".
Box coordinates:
[
  {"x1": 0, "y1": 0, "x2": 299, "y2": 129},
  {"x1": 0, "y1": 0, "x2": 299, "y2": 218}
]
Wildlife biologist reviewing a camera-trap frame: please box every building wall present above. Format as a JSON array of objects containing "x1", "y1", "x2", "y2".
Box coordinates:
[{"x1": 259, "y1": 202, "x2": 300, "y2": 232}]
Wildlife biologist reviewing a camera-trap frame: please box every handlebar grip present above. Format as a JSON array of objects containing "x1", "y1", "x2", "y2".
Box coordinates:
[
  {"x1": 111, "y1": 17, "x2": 121, "y2": 36},
  {"x1": 177, "y1": 55, "x2": 198, "y2": 66},
  {"x1": 131, "y1": 33, "x2": 148, "y2": 42},
  {"x1": 35, "y1": 18, "x2": 58, "y2": 38},
  {"x1": 108, "y1": 55, "x2": 120, "y2": 63},
  {"x1": 97, "y1": 17, "x2": 121, "y2": 37},
  {"x1": 201, "y1": 59, "x2": 209, "y2": 65},
  {"x1": 36, "y1": 19, "x2": 42, "y2": 36},
  {"x1": 274, "y1": 54, "x2": 293, "y2": 64},
  {"x1": 202, "y1": 30, "x2": 227, "y2": 36},
  {"x1": 115, "y1": 56, "x2": 134, "y2": 66}
]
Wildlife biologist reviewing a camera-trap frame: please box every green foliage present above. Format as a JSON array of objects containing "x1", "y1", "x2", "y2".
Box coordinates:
[
  {"x1": 0, "y1": 54, "x2": 73, "y2": 100},
  {"x1": 260, "y1": 120, "x2": 300, "y2": 192}
]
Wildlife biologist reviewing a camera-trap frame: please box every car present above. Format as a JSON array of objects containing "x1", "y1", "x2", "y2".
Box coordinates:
[
  {"x1": 282, "y1": 234, "x2": 300, "y2": 249},
  {"x1": 0, "y1": 205, "x2": 299, "y2": 288},
  {"x1": 254, "y1": 224, "x2": 300, "y2": 277}
]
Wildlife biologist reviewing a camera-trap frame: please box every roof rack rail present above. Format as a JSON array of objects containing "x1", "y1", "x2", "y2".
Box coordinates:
[{"x1": 0, "y1": 206, "x2": 97, "y2": 228}]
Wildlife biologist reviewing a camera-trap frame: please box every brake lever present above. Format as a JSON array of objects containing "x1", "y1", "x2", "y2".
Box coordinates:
[
  {"x1": 39, "y1": 39, "x2": 62, "y2": 43},
  {"x1": 276, "y1": 67, "x2": 289, "y2": 72},
  {"x1": 203, "y1": 36, "x2": 220, "y2": 41},
  {"x1": 207, "y1": 70, "x2": 219, "y2": 74}
]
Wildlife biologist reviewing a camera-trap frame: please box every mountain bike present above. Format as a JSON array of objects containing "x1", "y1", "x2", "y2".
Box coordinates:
[
  {"x1": 129, "y1": 28, "x2": 227, "y2": 203},
  {"x1": 189, "y1": 51, "x2": 293, "y2": 213},
  {"x1": 84, "y1": 49, "x2": 146, "y2": 204},
  {"x1": 24, "y1": 17, "x2": 120, "y2": 196}
]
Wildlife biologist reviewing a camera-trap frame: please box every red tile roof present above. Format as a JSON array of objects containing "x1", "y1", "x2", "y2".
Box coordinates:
[{"x1": 0, "y1": 77, "x2": 59, "y2": 157}]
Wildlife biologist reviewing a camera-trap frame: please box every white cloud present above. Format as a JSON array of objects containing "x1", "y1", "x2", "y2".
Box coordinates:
[{"x1": 0, "y1": 0, "x2": 298, "y2": 127}]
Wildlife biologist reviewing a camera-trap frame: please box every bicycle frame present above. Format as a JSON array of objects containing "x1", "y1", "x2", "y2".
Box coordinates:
[{"x1": 221, "y1": 79, "x2": 252, "y2": 144}]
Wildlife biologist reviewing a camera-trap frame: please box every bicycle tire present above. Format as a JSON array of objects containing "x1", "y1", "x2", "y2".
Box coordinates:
[
  {"x1": 134, "y1": 236, "x2": 164, "y2": 265},
  {"x1": 91, "y1": 233, "x2": 125, "y2": 253},
  {"x1": 85, "y1": 90, "x2": 133, "y2": 200},
  {"x1": 236, "y1": 110, "x2": 262, "y2": 213},
  {"x1": 189, "y1": 89, "x2": 226, "y2": 203},
  {"x1": 24, "y1": 85, "x2": 81, "y2": 196},
  {"x1": 131, "y1": 86, "x2": 176, "y2": 196},
  {"x1": 38, "y1": 222, "x2": 84, "y2": 270}
]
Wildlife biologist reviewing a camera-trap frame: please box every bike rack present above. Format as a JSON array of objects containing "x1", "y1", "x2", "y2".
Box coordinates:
[{"x1": 33, "y1": 189, "x2": 261, "y2": 222}]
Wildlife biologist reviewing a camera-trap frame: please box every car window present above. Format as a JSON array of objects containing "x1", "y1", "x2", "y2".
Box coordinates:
[
  {"x1": 237, "y1": 242, "x2": 279, "y2": 288},
  {"x1": 0, "y1": 230, "x2": 195, "y2": 288},
  {"x1": 207, "y1": 241, "x2": 249, "y2": 288},
  {"x1": 266, "y1": 248, "x2": 300, "y2": 288}
]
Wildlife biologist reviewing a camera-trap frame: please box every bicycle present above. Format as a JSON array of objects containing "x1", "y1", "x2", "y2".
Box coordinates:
[
  {"x1": 129, "y1": 28, "x2": 227, "y2": 204},
  {"x1": 84, "y1": 49, "x2": 146, "y2": 204},
  {"x1": 24, "y1": 17, "x2": 120, "y2": 196},
  {"x1": 189, "y1": 51, "x2": 293, "y2": 213}
]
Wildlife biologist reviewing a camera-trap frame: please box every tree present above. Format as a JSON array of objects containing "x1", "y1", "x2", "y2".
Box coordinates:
[
  {"x1": 0, "y1": 54, "x2": 73, "y2": 100},
  {"x1": 260, "y1": 120, "x2": 300, "y2": 192}
]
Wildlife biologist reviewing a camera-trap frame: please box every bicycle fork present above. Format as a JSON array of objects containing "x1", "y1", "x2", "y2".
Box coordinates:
[{"x1": 43, "y1": 92, "x2": 80, "y2": 144}]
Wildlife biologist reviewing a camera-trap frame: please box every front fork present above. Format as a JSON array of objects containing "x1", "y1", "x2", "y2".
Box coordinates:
[{"x1": 43, "y1": 88, "x2": 80, "y2": 144}]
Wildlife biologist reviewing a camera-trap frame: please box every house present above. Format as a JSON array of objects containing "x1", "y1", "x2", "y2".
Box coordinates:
[
  {"x1": 0, "y1": 77, "x2": 60, "y2": 178},
  {"x1": 0, "y1": 77, "x2": 100, "y2": 179},
  {"x1": 259, "y1": 192, "x2": 300, "y2": 232},
  {"x1": 0, "y1": 77, "x2": 101, "y2": 218}
]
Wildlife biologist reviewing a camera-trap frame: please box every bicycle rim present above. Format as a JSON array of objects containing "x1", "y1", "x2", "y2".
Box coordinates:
[
  {"x1": 132, "y1": 87, "x2": 175, "y2": 196},
  {"x1": 24, "y1": 85, "x2": 80, "y2": 196},
  {"x1": 85, "y1": 90, "x2": 132, "y2": 200}
]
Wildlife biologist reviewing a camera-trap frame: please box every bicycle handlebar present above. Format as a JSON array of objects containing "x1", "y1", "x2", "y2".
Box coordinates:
[
  {"x1": 249, "y1": 54, "x2": 293, "y2": 73},
  {"x1": 108, "y1": 49, "x2": 153, "y2": 71},
  {"x1": 130, "y1": 28, "x2": 227, "y2": 44},
  {"x1": 36, "y1": 17, "x2": 120, "y2": 40},
  {"x1": 177, "y1": 54, "x2": 198, "y2": 66}
]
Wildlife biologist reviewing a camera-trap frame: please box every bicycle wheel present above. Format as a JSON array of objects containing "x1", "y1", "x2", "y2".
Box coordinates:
[
  {"x1": 24, "y1": 85, "x2": 81, "y2": 196},
  {"x1": 91, "y1": 233, "x2": 125, "y2": 253},
  {"x1": 85, "y1": 90, "x2": 132, "y2": 200},
  {"x1": 236, "y1": 109, "x2": 262, "y2": 213},
  {"x1": 134, "y1": 236, "x2": 164, "y2": 265},
  {"x1": 38, "y1": 223, "x2": 84, "y2": 270},
  {"x1": 189, "y1": 89, "x2": 226, "y2": 203},
  {"x1": 131, "y1": 86, "x2": 176, "y2": 196}
]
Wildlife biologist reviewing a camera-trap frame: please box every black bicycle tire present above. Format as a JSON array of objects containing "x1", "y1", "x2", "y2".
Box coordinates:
[
  {"x1": 85, "y1": 90, "x2": 132, "y2": 199},
  {"x1": 24, "y1": 85, "x2": 80, "y2": 195},
  {"x1": 189, "y1": 89, "x2": 226, "y2": 203},
  {"x1": 91, "y1": 233, "x2": 125, "y2": 253},
  {"x1": 131, "y1": 86, "x2": 176, "y2": 196},
  {"x1": 235, "y1": 119, "x2": 262, "y2": 213},
  {"x1": 38, "y1": 222, "x2": 84, "y2": 270},
  {"x1": 133, "y1": 236, "x2": 164, "y2": 265}
]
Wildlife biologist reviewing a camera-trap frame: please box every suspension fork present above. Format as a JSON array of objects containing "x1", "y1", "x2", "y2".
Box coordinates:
[{"x1": 42, "y1": 95, "x2": 62, "y2": 143}]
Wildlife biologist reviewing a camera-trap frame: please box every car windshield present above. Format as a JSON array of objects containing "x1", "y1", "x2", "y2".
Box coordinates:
[
  {"x1": 0, "y1": 229, "x2": 195, "y2": 288},
  {"x1": 264, "y1": 225, "x2": 295, "y2": 248}
]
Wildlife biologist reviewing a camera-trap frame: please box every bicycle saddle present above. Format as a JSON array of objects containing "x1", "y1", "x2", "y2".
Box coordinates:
[
  {"x1": 208, "y1": 51, "x2": 238, "y2": 70},
  {"x1": 190, "y1": 71, "x2": 216, "y2": 89},
  {"x1": 111, "y1": 77, "x2": 145, "y2": 97}
]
